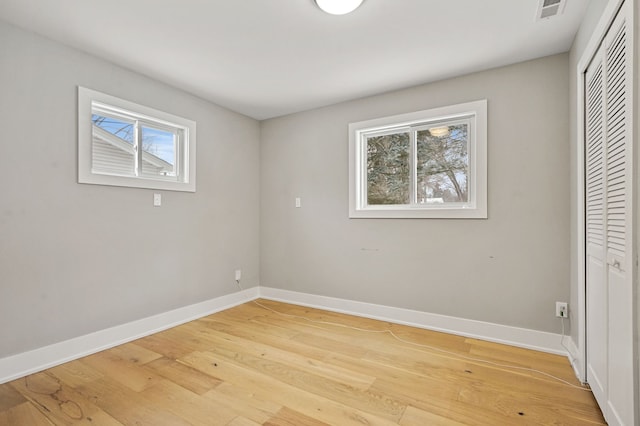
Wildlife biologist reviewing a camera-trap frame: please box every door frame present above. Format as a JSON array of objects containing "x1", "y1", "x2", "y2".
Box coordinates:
[
  {"x1": 575, "y1": 0, "x2": 627, "y2": 382},
  {"x1": 575, "y1": 0, "x2": 638, "y2": 422}
]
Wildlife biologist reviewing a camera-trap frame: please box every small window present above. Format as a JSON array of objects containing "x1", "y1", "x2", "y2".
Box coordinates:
[
  {"x1": 78, "y1": 87, "x2": 196, "y2": 192},
  {"x1": 349, "y1": 100, "x2": 487, "y2": 218}
]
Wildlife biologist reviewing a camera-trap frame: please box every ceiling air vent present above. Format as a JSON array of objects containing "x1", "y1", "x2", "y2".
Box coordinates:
[{"x1": 536, "y1": 0, "x2": 566, "y2": 21}]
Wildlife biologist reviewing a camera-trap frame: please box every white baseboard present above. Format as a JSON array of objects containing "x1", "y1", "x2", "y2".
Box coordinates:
[
  {"x1": 0, "y1": 285, "x2": 572, "y2": 385},
  {"x1": 258, "y1": 287, "x2": 568, "y2": 356},
  {"x1": 0, "y1": 287, "x2": 259, "y2": 384}
]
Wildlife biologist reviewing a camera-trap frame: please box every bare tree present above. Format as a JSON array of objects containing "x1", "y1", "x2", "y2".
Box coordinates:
[
  {"x1": 366, "y1": 124, "x2": 468, "y2": 205},
  {"x1": 367, "y1": 132, "x2": 410, "y2": 204}
]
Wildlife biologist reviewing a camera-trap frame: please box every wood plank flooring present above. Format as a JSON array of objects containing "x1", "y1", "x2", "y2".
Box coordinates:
[{"x1": 0, "y1": 300, "x2": 605, "y2": 425}]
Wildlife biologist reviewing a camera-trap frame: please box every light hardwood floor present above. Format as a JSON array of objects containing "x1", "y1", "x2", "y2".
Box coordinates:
[{"x1": 0, "y1": 300, "x2": 605, "y2": 425}]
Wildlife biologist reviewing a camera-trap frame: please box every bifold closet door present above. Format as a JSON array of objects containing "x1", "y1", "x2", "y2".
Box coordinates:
[
  {"x1": 584, "y1": 1, "x2": 635, "y2": 424},
  {"x1": 585, "y1": 39, "x2": 607, "y2": 412}
]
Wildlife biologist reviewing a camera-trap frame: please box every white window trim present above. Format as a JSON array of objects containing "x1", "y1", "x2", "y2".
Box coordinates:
[
  {"x1": 78, "y1": 87, "x2": 197, "y2": 192},
  {"x1": 349, "y1": 100, "x2": 487, "y2": 219}
]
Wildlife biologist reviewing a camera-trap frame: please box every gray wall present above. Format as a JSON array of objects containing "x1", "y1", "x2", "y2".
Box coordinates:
[
  {"x1": 260, "y1": 54, "x2": 570, "y2": 334},
  {"x1": 568, "y1": 0, "x2": 609, "y2": 345},
  {"x1": 0, "y1": 21, "x2": 261, "y2": 358}
]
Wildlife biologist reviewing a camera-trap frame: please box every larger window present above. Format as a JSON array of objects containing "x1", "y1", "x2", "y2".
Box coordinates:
[
  {"x1": 78, "y1": 87, "x2": 196, "y2": 192},
  {"x1": 349, "y1": 100, "x2": 487, "y2": 218}
]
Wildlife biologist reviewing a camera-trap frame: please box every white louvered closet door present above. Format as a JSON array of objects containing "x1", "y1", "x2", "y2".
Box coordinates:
[
  {"x1": 584, "y1": 1, "x2": 635, "y2": 424},
  {"x1": 585, "y1": 39, "x2": 606, "y2": 412}
]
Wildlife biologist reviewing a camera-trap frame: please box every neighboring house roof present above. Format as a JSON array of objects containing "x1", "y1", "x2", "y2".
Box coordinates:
[{"x1": 92, "y1": 124, "x2": 173, "y2": 175}]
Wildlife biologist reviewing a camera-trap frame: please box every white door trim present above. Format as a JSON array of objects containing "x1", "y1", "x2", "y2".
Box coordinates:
[{"x1": 575, "y1": 0, "x2": 626, "y2": 385}]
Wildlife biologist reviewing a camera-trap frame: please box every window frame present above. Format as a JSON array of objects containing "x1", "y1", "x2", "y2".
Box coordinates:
[
  {"x1": 78, "y1": 87, "x2": 196, "y2": 192},
  {"x1": 349, "y1": 100, "x2": 487, "y2": 219}
]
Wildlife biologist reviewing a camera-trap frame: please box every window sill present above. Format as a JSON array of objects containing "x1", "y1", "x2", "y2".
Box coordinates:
[{"x1": 349, "y1": 205, "x2": 487, "y2": 219}]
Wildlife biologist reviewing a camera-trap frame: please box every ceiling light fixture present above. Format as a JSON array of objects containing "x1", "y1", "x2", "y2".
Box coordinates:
[{"x1": 315, "y1": 0, "x2": 364, "y2": 15}]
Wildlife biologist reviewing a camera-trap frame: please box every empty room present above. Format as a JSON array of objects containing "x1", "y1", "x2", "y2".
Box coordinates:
[{"x1": 0, "y1": 0, "x2": 638, "y2": 424}]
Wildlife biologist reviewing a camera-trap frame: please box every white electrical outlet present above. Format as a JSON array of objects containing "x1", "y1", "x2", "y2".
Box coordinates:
[
  {"x1": 235, "y1": 269, "x2": 242, "y2": 282},
  {"x1": 556, "y1": 302, "x2": 568, "y2": 318}
]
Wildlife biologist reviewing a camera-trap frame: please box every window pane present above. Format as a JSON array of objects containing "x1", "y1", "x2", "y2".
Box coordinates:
[
  {"x1": 141, "y1": 126, "x2": 177, "y2": 178},
  {"x1": 91, "y1": 113, "x2": 135, "y2": 176},
  {"x1": 92, "y1": 113, "x2": 134, "y2": 143},
  {"x1": 366, "y1": 132, "x2": 410, "y2": 205},
  {"x1": 416, "y1": 124, "x2": 468, "y2": 204}
]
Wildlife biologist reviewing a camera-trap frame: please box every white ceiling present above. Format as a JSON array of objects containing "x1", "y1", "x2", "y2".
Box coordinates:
[{"x1": 0, "y1": 0, "x2": 590, "y2": 120}]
